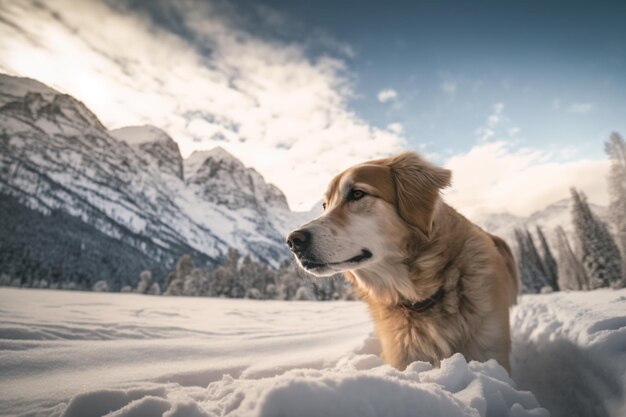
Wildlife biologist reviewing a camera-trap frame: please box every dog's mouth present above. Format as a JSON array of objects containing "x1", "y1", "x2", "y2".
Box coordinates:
[{"x1": 300, "y1": 249, "x2": 373, "y2": 271}]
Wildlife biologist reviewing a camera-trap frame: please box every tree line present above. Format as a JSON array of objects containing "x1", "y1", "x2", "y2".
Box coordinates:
[
  {"x1": 515, "y1": 133, "x2": 626, "y2": 293},
  {"x1": 118, "y1": 248, "x2": 356, "y2": 301}
]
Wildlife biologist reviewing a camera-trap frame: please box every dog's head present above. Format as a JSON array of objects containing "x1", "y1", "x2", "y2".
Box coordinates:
[{"x1": 287, "y1": 152, "x2": 451, "y2": 278}]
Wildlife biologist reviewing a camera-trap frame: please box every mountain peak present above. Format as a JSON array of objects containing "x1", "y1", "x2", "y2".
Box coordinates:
[
  {"x1": 0, "y1": 73, "x2": 59, "y2": 107},
  {"x1": 110, "y1": 125, "x2": 171, "y2": 146},
  {"x1": 184, "y1": 147, "x2": 288, "y2": 211},
  {"x1": 111, "y1": 125, "x2": 183, "y2": 179},
  {"x1": 185, "y1": 147, "x2": 241, "y2": 177}
]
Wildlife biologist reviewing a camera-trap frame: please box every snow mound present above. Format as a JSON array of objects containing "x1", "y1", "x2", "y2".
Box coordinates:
[
  {"x1": 0, "y1": 288, "x2": 548, "y2": 417},
  {"x1": 49, "y1": 353, "x2": 545, "y2": 417},
  {"x1": 512, "y1": 289, "x2": 626, "y2": 417}
]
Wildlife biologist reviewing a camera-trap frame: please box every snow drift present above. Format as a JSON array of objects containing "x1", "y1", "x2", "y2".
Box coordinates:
[{"x1": 1, "y1": 288, "x2": 624, "y2": 417}]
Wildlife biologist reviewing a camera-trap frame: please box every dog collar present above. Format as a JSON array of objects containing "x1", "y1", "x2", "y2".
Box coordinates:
[{"x1": 400, "y1": 287, "x2": 445, "y2": 314}]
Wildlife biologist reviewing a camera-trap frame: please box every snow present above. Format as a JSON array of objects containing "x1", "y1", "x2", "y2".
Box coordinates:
[
  {"x1": 184, "y1": 147, "x2": 240, "y2": 178},
  {"x1": 0, "y1": 74, "x2": 59, "y2": 106},
  {"x1": 512, "y1": 289, "x2": 626, "y2": 417},
  {"x1": 110, "y1": 125, "x2": 172, "y2": 146},
  {"x1": 2, "y1": 288, "x2": 625, "y2": 417}
]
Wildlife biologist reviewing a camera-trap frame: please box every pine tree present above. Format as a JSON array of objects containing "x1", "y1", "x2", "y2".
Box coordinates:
[
  {"x1": 183, "y1": 268, "x2": 208, "y2": 296},
  {"x1": 571, "y1": 188, "x2": 623, "y2": 288},
  {"x1": 605, "y1": 132, "x2": 626, "y2": 284},
  {"x1": 207, "y1": 249, "x2": 240, "y2": 297},
  {"x1": 136, "y1": 270, "x2": 153, "y2": 294},
  {"x1": 554, "y1": 226, "x2": 589, "y2": 290},
  {"x1": 514, "y1": 228, "x2": 549, "y2": 293},
  {"x1": 536, "y1": 226, "x2": 559, "y2": 291}
]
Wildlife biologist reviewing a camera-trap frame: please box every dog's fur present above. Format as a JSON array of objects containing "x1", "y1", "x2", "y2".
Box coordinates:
[{"x1": 287, "y1": 152, "x2": 519, "y2": 371}]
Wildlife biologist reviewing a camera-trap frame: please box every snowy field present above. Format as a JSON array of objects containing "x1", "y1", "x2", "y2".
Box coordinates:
[{"x1": 0, "y1": 288, "x2": 624, "y2": 417}]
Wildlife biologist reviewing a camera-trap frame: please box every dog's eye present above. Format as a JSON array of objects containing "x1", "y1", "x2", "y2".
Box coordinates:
[
  {"x1": 322, "y1": 202, "x2": 327, "y2": 210},
  {"x1": 348, "y1": 189, "x2": 365, "y2": 201}
]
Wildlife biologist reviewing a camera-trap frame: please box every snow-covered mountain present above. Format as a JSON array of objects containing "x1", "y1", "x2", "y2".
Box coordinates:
[
  {"x1": 0, "y1": 73, "x2": 311, "y2": 289},
  {"x1": 471, "y1": 198, "x2": 610, "y2": 251},
  {"x1": 111, "y1": 125, "x2": 184, "y2": 180}
]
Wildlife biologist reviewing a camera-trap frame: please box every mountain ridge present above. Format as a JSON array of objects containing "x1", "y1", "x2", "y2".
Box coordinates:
[{"x1": 0, "y1": 73, "x2": 304, "y2": 290}]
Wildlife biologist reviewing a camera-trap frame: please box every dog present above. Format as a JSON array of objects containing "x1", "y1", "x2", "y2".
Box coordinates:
[{"x1": 287, "y1": 151, "x2": 519, "y2": 372}]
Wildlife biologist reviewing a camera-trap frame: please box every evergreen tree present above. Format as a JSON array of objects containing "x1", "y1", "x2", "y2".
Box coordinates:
[
  {"x1": 92, "y1": 280, "x2": 109, "y2": 292},
  {"x1": 514, "y1": 228, "x2": 549, "y2": 293},
  {"x1": 161, "y1": 249, "x2": 356, "y2": 300},
  {"x1": 554, "y1": 226, "x2": 589, "y2": 290},
  {"x1": 207, "y1": 249, "x2": 239, "y2": 297},
  {"x1": 136, "y1": 270, "x2": 153, "y2": 294},
  {"x1": 605, "y1": 132, "x2": 626, "y2": 283},
  {"x1": 146, "y1": 282, "x2": 161, "y2": 295},
  {"x1": 183, "y1": 268, "x2": 208, "y2": 296},
  {"x1": 176, "y1": 255, "x2": 194, "y2": 280},
  {"x1": 571, "y1": 188, "x2": 623, "y2": 288},
  {"x1": 536, "y1": 226, "x2": 559, "y2": 291},
  {"x1": 165, "y1": 254, "x2": 195, "y2": 295}
]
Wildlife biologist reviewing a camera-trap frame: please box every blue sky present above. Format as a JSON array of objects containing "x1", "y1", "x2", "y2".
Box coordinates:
[
  {"x1": 233, "y1": 0, "x2": 626, "y2": 161},
  {"x1": 0, "y1": 0, "x2": 623, "y2": 214}
]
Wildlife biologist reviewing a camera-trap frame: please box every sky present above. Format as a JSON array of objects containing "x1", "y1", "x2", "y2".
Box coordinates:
[{"x1": 0, "y1": 0, "x2": 624, "y2": 216}]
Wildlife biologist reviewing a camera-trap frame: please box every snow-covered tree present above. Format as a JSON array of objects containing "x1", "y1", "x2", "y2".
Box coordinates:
[
  {"x1": 183, "y1": 268, "x2": 209, "y2": 296},
  {"x1": 571, "y1": 188, "x2": 623, "y2": 288},
  {"x1": 165, "y1": 255, "x2": 194, "y2": 296},
  {"x1": 514, "y1": 228, "x2": 549, "y2": 293},
  {"x1": 294, "y1": 285, "x2": 316, "y2": 300},
  {"x1": 207, "y1": 249, "x2": 239, "y2": 297},
  {"x1": 536, "y1": 226, "x2": 559, "y2": 291},
  {"x1": 605, "y1": 132, "x2": 626, "y2": 282},
  {"x1": 92, "y1": 280, "x2": 109, "y2": 292},
  {"x1": 274, "y1": 261, "x2": 302, "y2": 300},
  {"x1": 146, "y1": 282, "x2": 161, "y2": 295},
  {"x1": 176, "y1": 255, "x2": 194, "y2": 281},
  {"x1": 554, "y1": 226, "x2": 589, "y2": 290},
  {"x1": 239, "y1": 255, "x2": 276, "y2": 299},
  {"x1": 0, "y1": 274, "x2": 11, "y2": 286},
  {"x1": 164, "y1": 271, "x2": 184, "y2": 295},
  {"x1": 136, "y1": 270, "x2": 153, "y2": 294},
  {"x1": 161, "y1": 249, "x2": 356, "y2": 300}
]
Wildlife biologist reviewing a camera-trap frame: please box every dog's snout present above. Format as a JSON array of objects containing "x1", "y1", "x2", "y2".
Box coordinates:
[{"x1": 286, "y1": 229, "x2": 312, "y2": 253}]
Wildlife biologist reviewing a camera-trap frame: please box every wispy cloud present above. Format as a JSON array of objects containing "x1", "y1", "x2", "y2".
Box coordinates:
[
  {"x1": 0, "y1": 0, "x2": 405, "y2": 211},
  {"x1": 567, "y1": 102, "x2": 594, "y2": 114},
  {"x1": 440, "y1": 81, "x2": 457, "y2": 94},
  {"x1": 386, "y1": 122, "x2": 404, "y2": 134},
  {"x1": 377, "y1": 88, "x2": 398, "y2": 103},
  {"x1": 474, "y1": 102, "x2": 519, "y2": 142}
]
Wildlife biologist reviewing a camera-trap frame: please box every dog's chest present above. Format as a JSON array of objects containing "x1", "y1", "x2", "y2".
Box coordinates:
[{"x1": 374, "y1": 309, "x2": 464, "y2": 369}]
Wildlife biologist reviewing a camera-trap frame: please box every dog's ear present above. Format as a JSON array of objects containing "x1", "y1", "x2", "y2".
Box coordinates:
[{"x1": 387, "y1": 152, "x2": 451, "y2": 239}]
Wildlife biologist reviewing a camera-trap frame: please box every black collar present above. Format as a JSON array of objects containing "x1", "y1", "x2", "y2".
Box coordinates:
[{"x1": 400, "y1": 287, "x2": 445, "y2": 314}]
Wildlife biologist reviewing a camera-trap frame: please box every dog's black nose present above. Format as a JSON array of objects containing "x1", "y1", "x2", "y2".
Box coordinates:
[{"x1": 286, "y1": 229, "x2": 311, "y2": 253}]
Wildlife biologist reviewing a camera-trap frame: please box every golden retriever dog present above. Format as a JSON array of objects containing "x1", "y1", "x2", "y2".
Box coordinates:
[{"x1": 287, "y1": 152, "x2": 519, "y2": 372}]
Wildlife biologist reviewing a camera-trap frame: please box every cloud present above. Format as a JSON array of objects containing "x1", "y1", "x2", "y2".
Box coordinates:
[
  {"x1": 444, "y1": 141, "x2": 609, "y2": 219},
  {"x1": 386, "y1": 123, "x2": 404, "y2": 134},
  {"x1": 377, "y1": 88, "x2": 398, "y2": 103},
  {"x1": 0, "y1": 0, "x2": 405, "y2": 211},
  {"x1": 474, "y1": 102, "x2": 513, "y2": 142},
  {"x1": 567, "y1": 102, "x2": 594, "y2": 114},
  {"x1": 440, "y1": 81, "x2": 457, "y2": 94}
]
